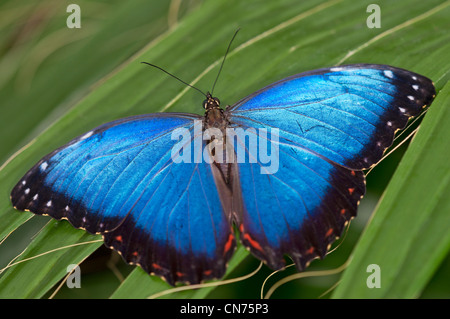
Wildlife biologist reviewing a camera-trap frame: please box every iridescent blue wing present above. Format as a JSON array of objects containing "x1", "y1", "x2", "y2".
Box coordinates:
[
  {"x1": 11, "y1": 114, "x2": 235, "y2": 285},
  {"x1": 227, "y1": 64, "x2": 435, "y2": 270}
]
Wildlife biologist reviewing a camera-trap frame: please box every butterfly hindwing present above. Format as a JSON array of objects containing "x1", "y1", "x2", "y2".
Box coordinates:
[
  {"x1": 11, "y1": 114, "x2": 235, "y2": 285},
  {"x1": 228, "y1": 64, "x2": 435, "y2": 270},
  {"x1": 229, "y1": 126, "x2": 365, "y2": 270}
]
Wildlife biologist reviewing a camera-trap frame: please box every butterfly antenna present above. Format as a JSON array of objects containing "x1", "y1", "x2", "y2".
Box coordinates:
[
  {"x1": 210, "y1": 28, "x2": 240, "y2": 96},
  {"x1": 141, "y1": 62, "x2": 207, "y2": 97}
]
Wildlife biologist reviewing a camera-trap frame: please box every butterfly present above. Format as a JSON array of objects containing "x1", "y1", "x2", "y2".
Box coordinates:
[{"x1": 11, "y1": 62, "x2": 435, "y2": 286}]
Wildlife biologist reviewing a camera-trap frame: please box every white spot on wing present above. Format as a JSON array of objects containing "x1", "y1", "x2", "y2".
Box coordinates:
[
  {"x1": 412, "y1": 76, "x2": 417, "y2": 80},
  {"x1": 384, "y1": 70, "x2": 394, "y2": 78},
  {"x1": 407, "y1": 95, "x2": 414, "y2": 100},
  {"x1": 387, "y1": 121, "x2": 393, "y2": 127},
  {"x1": 412, "y1": 84, "x2": 419, "y2": 90},
  {"x1": 330, "y1": 67, "x2": 343, "y2": 72},
  {"x1": 46, "y1": 200, "x2": 52, "y2": 207},
  {"x1": 40, "y1": 162, "x2": 48, "y2": 171},
  {"x1": 80, "y1": 131, "x2": 93, "y2": 140},
  {"x1": 33, "y1": 194, "x2": 38, "y2": 201},
  {"x1": 22, "y1": 180, "x2": 26, "y2": 186},
  {"x1": 24, "y1": 188, "x2": 30, "y2": 194},
  {"x1": 65, "y1": 205, "x2": 70, "y2": 211},
  {"x1": 399, "y1": 107, "x2": 406, "y2": 113}
]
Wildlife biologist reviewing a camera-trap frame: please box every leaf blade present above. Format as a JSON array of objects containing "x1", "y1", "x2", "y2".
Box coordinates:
[{"x1": 332, "y1": 81, "x2": 450, "y2": 298}]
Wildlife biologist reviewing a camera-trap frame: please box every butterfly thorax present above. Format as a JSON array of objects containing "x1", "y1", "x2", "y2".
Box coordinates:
[
  {"x1": 202, "y1": 93, "x2": 234, "y2": 186},
  {"x1": 203, "y1": 93, "x2": 228, "y2": 130}
]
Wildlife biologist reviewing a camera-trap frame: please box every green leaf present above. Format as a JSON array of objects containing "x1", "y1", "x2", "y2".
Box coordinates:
[
  {"x1": 0, "y1": 220, "x2": 101, "y2": 298},
  {"x1": 1, "y1": 0, "x2": 449, "y2": 298},
  {"x1": 332, "y1": 81, "x2": 450, "y2": 298},
  {"x1": 0, "y1": 0, "x2": 198, "y2": 163}
]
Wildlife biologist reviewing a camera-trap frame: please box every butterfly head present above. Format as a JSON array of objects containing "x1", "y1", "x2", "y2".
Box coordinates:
[{"x1": 203, "y1": 92, "x2": 221, "y2": 110}]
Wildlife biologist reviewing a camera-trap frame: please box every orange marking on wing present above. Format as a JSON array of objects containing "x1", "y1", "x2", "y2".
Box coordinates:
[
  {"x1": 224, "y1": 234, "x2": 234, "y2": 254},
  {"x1": 348, "y1": 187, "x2": 355, "y2": 195},
  {"x1": 132, "y1": 251, "x2": 138, "y2": 257},
  {"x1": 325, "y1": 228, "x2": 334, "y2": 238},
  {"x1": 152, "y1": 263, "x2": 162, "y2": 270},
  {"x1": 203, "y1": 269, "x2": 212, "y2": 276},
  {"x1": 340, "y1": 208, "x2": 347, "y2": 215},
  {"x1": 351, "y1": 170, "x2": 356, "y2": 176},
  {"x1": 176, "y1": 271, "x2": 184, "y2": 278},
  {"x1": 115, "y1": 235, "x2": 123, "y2": 242},
  {"x1": 243, "y1": 233, "x2": 263, "y2": 252},
  {"x1": 306, "y1": 246, "x2": 315, "y2": 255}
]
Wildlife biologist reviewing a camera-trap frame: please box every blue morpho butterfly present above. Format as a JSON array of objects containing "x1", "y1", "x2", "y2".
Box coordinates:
[{"x1": 11, "y1": 38, "x2": 435, "y2": 286}]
